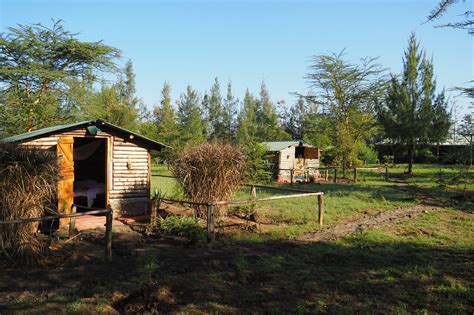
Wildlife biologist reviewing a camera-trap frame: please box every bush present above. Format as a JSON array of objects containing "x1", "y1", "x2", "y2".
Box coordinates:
[
  {"x1": 170, "y1": 142, "x2": 246, "y2": 218},
  {"x1": 148, "y1": 216, "x2": 204, "y2": 242},
  {"x1": 0, "y1": 143, "x2": 58, "y2": 265},
  {"x1": 357, "y1": 143, "x2": 378, "y2": 165}
]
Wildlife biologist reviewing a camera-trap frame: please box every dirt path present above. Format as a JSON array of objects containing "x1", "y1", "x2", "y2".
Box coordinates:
[
  {"x1": 293, "y1": 179, "x2": 444, "y2": 243},
  {"x1": 293, "y1": 204, "x2": 440, "y2": 242}
]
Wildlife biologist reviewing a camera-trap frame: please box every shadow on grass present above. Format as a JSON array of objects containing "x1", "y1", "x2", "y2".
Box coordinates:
[{"x1": 1, "y1": 236, "x2": 472, "y2": 313}]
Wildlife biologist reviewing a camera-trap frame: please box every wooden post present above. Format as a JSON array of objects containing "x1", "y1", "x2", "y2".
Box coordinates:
[
  {"x1": 68, "y1": 205, "x2": 77, "y2": 238},
  {"x1": 318, "y1": 194, "x2": 324, "y2": 225},
  {"x1": 150, "y1": 197, "x2": 158, "y2": 223},
  {"x1": 249, "y1": 185, "x2": 257, "y2": 213},
  {"x1": 290, "y1": 169, "x2": 294, "y2": 185},
  {"x1": 333, "y1": 169, "x2": 337, "y2": 183},
  {"x1": 250, "y1": 185, "x2": 257, "y2": 200},
  {"x1": 207, "y1": 203, "x2": 215, "y2": 243},
  {"x1": 353, "y1": 168, "x2": 358, "y2": 183},
  {"x1": 104, "y1": 209, "x2": 113, "y2": 262},
  {"x1": 385, "y1": 167, "x2": 389, "y2": 181},
  {"x1": 325, "y1": 169, "x2": 329, "y2": 181}
]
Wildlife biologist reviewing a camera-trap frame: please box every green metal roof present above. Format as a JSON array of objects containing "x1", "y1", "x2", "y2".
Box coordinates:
[
  {"x1": 1, "y1": 119, "x2": 170, "y2": 150},
  {"x1": 262, "y1": 140, "x2": 303, "y2": 152},
  {"x1": 2, "y1": 121, "x2": 92, "y2": 143}
]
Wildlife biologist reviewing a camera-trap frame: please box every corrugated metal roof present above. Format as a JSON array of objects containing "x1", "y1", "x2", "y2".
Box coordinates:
[
  {"x1": 262, "y1": 141, "x2": 303, "y2": 151},
  {"x1": 1, "y1": 119, "x2": 170, "y2": 150}
]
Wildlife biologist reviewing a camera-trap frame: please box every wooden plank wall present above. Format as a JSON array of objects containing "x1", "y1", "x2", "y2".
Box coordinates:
[{"x1": 111, "y1": 136, "x2": 149, "y2": 199}]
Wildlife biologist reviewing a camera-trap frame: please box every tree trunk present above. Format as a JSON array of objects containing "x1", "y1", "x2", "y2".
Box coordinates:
[
  {"x1": 342, "y1": 154, "x2": 347, "y2": 178},
  {"x1": 407, "y1": 140, "x2": 415, "y2": 174},
  {"x1": 470, "y1": 135, "x2": 473, "y2": 166}
]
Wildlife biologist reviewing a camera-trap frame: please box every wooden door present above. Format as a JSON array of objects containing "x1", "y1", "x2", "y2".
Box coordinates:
[{"x1": 57, "y1": 137, "x2": 74, "y2": 222}]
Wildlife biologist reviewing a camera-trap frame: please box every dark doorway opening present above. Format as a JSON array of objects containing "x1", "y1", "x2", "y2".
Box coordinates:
[{"x1": 73, "y1": 137, "x2": 107, "y2": 212}]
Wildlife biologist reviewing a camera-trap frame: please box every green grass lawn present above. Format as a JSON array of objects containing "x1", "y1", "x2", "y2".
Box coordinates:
[{"x1": 151, "y1": 164, "x2": 418, "y2": 239}]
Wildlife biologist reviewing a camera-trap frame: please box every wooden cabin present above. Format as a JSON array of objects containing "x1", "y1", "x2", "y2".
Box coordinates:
[
  {"x1": 263, "y1": 141, "x2": 321, "y2": 183},
  {"x1": 2, "y1": 120, "x2": 167, "y2": 217}
]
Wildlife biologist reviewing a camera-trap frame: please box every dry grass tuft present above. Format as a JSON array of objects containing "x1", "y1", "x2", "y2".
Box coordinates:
[
  {"x1": 170, "y1": 142, "x2": 246, "y2": 218},
  {"x1": 0, "y1": 143, "x2": 58, "y2": 265}
]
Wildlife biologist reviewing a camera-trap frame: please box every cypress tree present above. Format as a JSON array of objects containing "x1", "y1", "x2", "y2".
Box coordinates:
[
  {"x1": 207, "y1": 77, "x2": 225, "y2": 140},
  {"x1": 378, "y1": 33, "x2": 451, "y2": 173},
  {"x1": 155, "y1": 82, "x2": 178, "y2": 147},
  {"x1": 177, "y1": 85, "x2": 205, "y2": 146},
  {"x1": 255, "y1": 81, "x2": 279, "y2": 140},
  {"x1": 222, "y1": 81, "x2": 238, "y2": 142}
]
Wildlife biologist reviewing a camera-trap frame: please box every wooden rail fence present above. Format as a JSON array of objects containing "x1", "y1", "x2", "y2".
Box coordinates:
[
  {"x1": 0, "y1": 206, "x2": 113, "y2": 262},
  {"x1": 150, "y1": 184, "x2": 324, "y2": 243}
]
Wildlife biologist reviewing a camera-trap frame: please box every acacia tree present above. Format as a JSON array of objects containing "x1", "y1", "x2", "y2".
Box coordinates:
[
  {"x1": 378, "y1": 33, "x2": 451, "y2": 173},
  {"x1": 427, "y1": 0, "x2": 473, "y2": 34},
  {"x1": 0, "y1": 20, "x2": 120, "y2": 133},
  {"x1": 306, "y1": 51, "x2": 386, "y2": 176}
]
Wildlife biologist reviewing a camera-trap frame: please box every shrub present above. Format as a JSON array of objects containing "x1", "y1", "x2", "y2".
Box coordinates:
[
  {"x1": 148, "y1": 216, "x2": 204, "y2": 242},
  {"x1": 0, "y1": 143, "x2": 58, "y2": 265},
  {"x1": 357, "y1": 143, "x2": 378, "y2": 165},
  {"x1": 170, "y1": 142, "x2": 246, "y2": 218}
]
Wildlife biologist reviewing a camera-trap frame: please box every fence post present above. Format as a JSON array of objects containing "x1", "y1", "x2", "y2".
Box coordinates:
[
  {"x1": 207, "y1": 203, "x2": 216, "y2": 243},
  {"x1": 150, "y1": 197, "x2": 158, "y2": 223},
  {"x1": 290, "y1": 169, "x2": 294, "y2": 185},
  {"x1": 104, "y1": 208, "x2": 113, "y2": 262},
  {"x1": 69, "y1": 205, "x2": 77, "y2": 238},
  {"x1": 385, "y1": 167, "x2": 389, "y2": 181},
  {"x1": 250, "y1": 185, "x2": 257, "y2": 200},
  {"x1": 353, "y1": 168, "x2": 358, "y2": 183},
  {"x1": 333, "y1": 168, "x2": 337, "y2": 183},
  {"x1": 318, "y1": 194, "x2": 324, "y2": 225},
  {"x1": 325, "y1": 169, "x2": 329, "y2": 181}
]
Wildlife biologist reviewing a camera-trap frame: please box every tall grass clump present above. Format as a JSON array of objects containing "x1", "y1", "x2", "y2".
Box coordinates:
[
  {"x1": 0, "y1": 143, "x2": 58, "y2": 265},
  {"x1": 170, "y1": 142, "x2": 246, "y2": 218}
]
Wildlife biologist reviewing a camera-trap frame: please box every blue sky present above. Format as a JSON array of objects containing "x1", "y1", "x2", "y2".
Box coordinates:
[{"x1": 1, "y1": 0, "x2": 472, "y2": 117}]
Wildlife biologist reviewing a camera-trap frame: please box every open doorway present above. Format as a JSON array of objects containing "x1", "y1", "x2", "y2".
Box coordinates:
[{"x1": 73, "y1": 137, "x2": 107, "y2": 211}]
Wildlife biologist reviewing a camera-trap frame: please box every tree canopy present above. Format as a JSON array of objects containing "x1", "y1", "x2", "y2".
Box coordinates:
[
  {"x1": 306, "y1": 51, "x2": 386, "y2": 174},
  {"x1": 0, "y1": 20, "x2": 120, "y2": 133}
]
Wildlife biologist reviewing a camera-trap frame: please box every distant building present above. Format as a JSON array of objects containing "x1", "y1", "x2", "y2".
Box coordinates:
[{"x1": 262, "y1": 140, "x2": 321, "y2": 183}]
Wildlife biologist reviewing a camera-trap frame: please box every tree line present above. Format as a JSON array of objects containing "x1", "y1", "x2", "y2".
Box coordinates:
[{"x1": 0, "y1": 21, "x2": 455, "y2": 175}]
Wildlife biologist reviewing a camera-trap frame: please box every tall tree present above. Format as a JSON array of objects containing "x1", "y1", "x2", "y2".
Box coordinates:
[
  {"x1": 0, "y1": 20, "x2": 120, "y2": 134},
  {"x1": 237, "y1": 89, "x2": 257, "y2": 144},
  {"x1": 155, "y1": 82, "x2": 177, "y2": 145},
  {"x1": 306, "y1": 51, "x2": 386, "y2": 176},
  {"x1": 91, "y1": 83, "x2": 137, "y2": 130},
  {"x1": 378, "y1": 33, "x2": 451, "y2": 173},
  {"x1": 206, "y1": 77, "x2": 225, "y2": 140},
  {"x1": 237, "y1": 89, "x2": 270, "y2": 181},
  {"x1": 222, "y1": 81, "x2": 238, "y2": 142},
  {"x1": 255, "y1": 81, "x2": 279, "y2": 140},
  {"x1": 176, "y1": 85, "x2": 205, "y2": 145},
  {"x1": 284, "y1": 96, "x2": 306, "y2": 139}
]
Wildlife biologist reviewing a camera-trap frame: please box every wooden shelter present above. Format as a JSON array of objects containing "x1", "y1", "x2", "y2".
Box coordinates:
[
  {"x1": 263, "y1": 141, "x2": 321, "y2": 183},
  {"x1": 3, "y1": 120, "x2": 167, "y2": 217}
]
